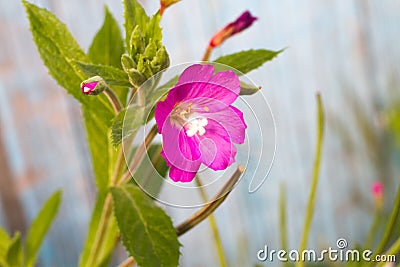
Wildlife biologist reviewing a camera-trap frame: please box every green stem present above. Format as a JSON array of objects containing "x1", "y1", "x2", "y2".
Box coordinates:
[
  {"x1": 376, "y1": 235, "x2": 400, "y2": 267},
  {"x1": 297, "y1": 93, "x2": 325, "y2": 267},
  {"x1": 279, "y1": 183, "x2": 290, "y2": 267},
  {"x1": 118, "y1": 124, "x2": 158, "y2": 186},
  {"x1": 364, "y1": 207, "x2": 382, "y2": 250},
  {"x1": 176, "y1": 165, "x2": 244, "y2": 236},
  {"x1": 86, "y1": 148, "x2": 126, "y2": 265},
  {"x1": 196, "y1": 178, "x2": 228, "y2": 267},
  {"x1": 86, "y1": 194, "x2": 113, "y2": 266},
  {"x1": 373, "y1": 185, "x2": 400, "y2": 255},
  {"x1": 104, "y1": 87, "x2": 123, "y2": 113}
]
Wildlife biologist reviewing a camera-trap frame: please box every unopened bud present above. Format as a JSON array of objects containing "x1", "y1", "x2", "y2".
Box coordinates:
[
  {"x1": 80, "y1": 76, "x2": 107, "y2": 96},
  {"x1": 209, "y1": 11, "x2": 257, "y2": 48}
]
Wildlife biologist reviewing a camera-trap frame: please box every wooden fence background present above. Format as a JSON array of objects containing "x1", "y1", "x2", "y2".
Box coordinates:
[{"x1": 0, "y1": 0, "x2": 399, "y2": 266}]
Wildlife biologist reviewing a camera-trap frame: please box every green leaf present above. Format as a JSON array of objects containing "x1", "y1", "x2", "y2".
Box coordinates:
[
  {"x1": 24, "y1": 1, "x2": 116, "y2": 193},
  {"x1": 79, "y1": 193, "x2": 119, "y2": 267},
  {"x1": 24, "y1": 190, "x2": 62, "y2": 267},
  {"x1": 88, "y1": 6, "x2": 125, "y2": 68},
  {"x1": 240, "y1": 81, "x2": 261, "y2": 95},
  {"x1": 124, "y1": 0, "x2": 149, "y2": 50},
  {"x1": 23, "y1": 1, "x2": 89, "y2": 104},
  {"x1": 111, "y1": 105, "x2": 145, "y2": 147},
  {"x1": 75, "y1": 62, "x2": 131, "y2": 87},
  {"x1": 214, "y1": 49, "x2": 283, "y2": 74},
  {"x1": 0, "y1": 227, "x2": 11, "y2": 266},
  {"x1": 82, "y1": 106, "x2": 115, "y2": 193},
  {"x1": 111, "y1": 185, "x2": 180, "y2": 267},
  {"x1": 144, "y1": 14, "x2": 162, "y2": 44},
  {"x1": 5, "y1": 232, "x2": 23, "y2": 267}
]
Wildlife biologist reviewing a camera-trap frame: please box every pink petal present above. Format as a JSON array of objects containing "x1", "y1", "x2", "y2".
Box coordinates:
[
  {"x1": 160, "y1": 120, "x2": 201, "y2": 173},
  {"x1": 204, "y1": 105, "x2": 247, "y2": 144},
  {"x1": 169, "y1": 165, "x2": 200, "y2": 182},
  {"x1": 155, "y1": 97, "x2": 174, "y2": 133},
  {"x1": 176, "y1": 64, "x2": 215, "y2": 86},
  {"x1": 167, "y1": 67, "x2": 240, "y2": 107},
  {"x1": 199, "y1": 119, "x2": 237, "y2": 170}
]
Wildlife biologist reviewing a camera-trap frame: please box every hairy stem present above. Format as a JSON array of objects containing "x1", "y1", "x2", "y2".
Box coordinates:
[
  {"x1": 297, "y1": 93, "x2": 325, "y2": 267},
  {"x1": 104, "y1": 87, "x2": 123, "y2": 113}
]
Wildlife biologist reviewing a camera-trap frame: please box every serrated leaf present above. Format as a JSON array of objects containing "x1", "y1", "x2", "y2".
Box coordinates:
[
  {"x1": 111, "y1": 185, "x2": 180, "y2": 267},
  {"x1": 0, "y1": 227, "x2": 11, "y2": 266},
  {"x1": 82, "y1": 106, "x2": 114, "y2": 192},
  {"x1": 214, "y1": 49, "x2": 283, "y2": 74},
  {"x1": 124, "y1": 0, "x2": 149, "y2": 50},
  {"x1": 75, "y1": 62, "x2": 131, "y2": 87},
  {"x1": 240, "y1": 81, "x2": 261, "y2": 95},
  {"x1": 88, "y1": 6, "x2": 124, "y2": 68},
  {"x1": 23, "y1": 0, "x2": 89, "y2": 104},
  {"x1": 24, "y1": 1, "x2": 116, "y2": 193},
  {"x1": 6, "y1": 232, "x2": 23, "y2": 267},
  {"x1": 79, "y1": 193, "x2": 119, "y2": 267},
  {"x1": 111, "y1": 105, "x2": 145, "y2": 147},
  {"x1": 25, "y1": 190, "x2": 62, "y2": 267}
]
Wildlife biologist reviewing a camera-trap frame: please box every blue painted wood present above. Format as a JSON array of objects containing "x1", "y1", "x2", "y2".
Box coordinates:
[{"x1": 0, "y1": 0, "x2": 399, "y2": 266}]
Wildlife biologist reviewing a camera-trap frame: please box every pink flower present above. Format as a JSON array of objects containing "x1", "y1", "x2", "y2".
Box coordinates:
[
  {"x1": 209, "y1": 11, "x2": 258, "y2": 48},
  {"x1": 155, "y1": 64, "x2": 247, "y2": 182}
]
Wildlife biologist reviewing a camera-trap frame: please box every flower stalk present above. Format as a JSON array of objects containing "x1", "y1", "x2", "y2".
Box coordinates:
[
  {"x1": 297, "y1": 93, "x2": 324, "y2": 267},
  {"x1": 176, "y1": 165, "x2": 244, "y2": 236},
  {"x1": 195, "y1": 178, "x2": 228, "y2": 267}
]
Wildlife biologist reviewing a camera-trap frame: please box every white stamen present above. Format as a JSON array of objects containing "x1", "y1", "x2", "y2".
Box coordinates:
[{"x1": 186, "y1": 118, "x2": 208, "y2": 137}]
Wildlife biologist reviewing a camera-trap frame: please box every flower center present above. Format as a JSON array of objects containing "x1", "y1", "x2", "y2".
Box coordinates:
[
  {"x1": 185, "y1": 118, "x2": 208, "y2": 137},
  {"x1": 170, "y1": 102, "x2": 208, "y2": 137}
]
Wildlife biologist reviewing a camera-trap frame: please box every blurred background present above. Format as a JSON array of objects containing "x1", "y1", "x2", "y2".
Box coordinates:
[{"x1": 1, "y1": 0, "x2": 400, "y2": 266}]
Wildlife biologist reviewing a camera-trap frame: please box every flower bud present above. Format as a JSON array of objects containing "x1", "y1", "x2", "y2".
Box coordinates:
[
  {"x1": 80, "y1": 76, "x2": 107, "y2": 96},
  {"x1": 160, "y1": 0, "x2": 181, "y2": 16},
  {"x1": 372, "y1": 182, "x2": 384, "y2": 209},
  {"x1": 209, "y1": 11, "x2": 257, "y2": 48}
]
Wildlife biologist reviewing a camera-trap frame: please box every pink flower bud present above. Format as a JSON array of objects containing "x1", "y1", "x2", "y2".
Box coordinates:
[
  {"x1": 372, "y1": 182, "x2": 383, "y2": 209},
  {"x1": 81, "y1": 81, "x2": 98, "y2": 95},
  {"x1": 80, "y1": 76, "x2": 107, "y2": 96},
  {"x1": 209, "y1": 11, "x2": 258, "y2": 48}
]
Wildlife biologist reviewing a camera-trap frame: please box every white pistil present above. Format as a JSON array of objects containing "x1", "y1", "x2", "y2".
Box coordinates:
[{"x1": 186, "y1": 118, "x2": 208, "y2": 137}]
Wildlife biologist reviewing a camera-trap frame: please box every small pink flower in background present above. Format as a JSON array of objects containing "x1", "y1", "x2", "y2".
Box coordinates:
[
  {"x1": 209, "y1": 11, "x2": 258, "y2": 48},
  {"x1": 372, "y1": 182, "x2": 384, "y2": 208},
  {"x1": 81, "y1": 81, "x2": 98, "y2": 95},
  {"x1": 155, "y1": 64, "x2": 247, "y2": 182}
]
